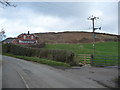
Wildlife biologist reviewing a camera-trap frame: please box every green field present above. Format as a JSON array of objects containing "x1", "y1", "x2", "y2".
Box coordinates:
[
  {"x1": 4, "y1": 42, "x2": 119, "y2": 66},
  {"x1": 45, "y1": 42, "x2": 119, "y2": 66},
  {"x1": 45, "y1": 42, "x2": 118, "y2": 56}
]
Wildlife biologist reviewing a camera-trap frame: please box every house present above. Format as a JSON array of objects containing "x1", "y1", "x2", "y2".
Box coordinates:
[
  {"x1": 2, "y1": 38, "x2": 17, "y2": 44},
  {"x1": 3, "y1": 31, "x2": 38, "y2": 45},
  {"x1": 16, "y1": 31, "x2": 38, "y2": 45}
]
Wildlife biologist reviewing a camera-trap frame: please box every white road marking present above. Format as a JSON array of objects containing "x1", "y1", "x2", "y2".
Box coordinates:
[
  {"x1": 16, "y1": 71, "x2": 30, "y2": 89},
  {"x1": 4, "y1": 58, "x2": 30, "y2": 89}
]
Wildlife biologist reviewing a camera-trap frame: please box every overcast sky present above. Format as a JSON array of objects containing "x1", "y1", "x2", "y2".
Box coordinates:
[{"x1": 0, "y1": 0, "x2": 118, "y2": 38}]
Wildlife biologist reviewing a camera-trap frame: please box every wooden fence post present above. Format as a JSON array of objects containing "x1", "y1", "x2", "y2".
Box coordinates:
[{"x1": 91, "y1": 54, "x2": 94, "y2": 66}]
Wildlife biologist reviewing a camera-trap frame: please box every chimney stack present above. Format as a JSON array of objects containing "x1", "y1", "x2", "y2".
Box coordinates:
[{"x1": 28, "y1": 31, "x2": 30, "y2": 35}]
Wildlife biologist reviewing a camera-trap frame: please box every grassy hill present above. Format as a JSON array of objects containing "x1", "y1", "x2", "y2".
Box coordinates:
[{"x1": 35, "y1": 32, "x2": 118, "y2": 44}]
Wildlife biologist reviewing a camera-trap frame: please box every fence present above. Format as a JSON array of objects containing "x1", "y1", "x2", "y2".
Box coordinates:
[
  {"x1": 92, "y1": 55, "x2": 119, "y2": 66},
  {"x1": 75, "y1": 54, "x2": 119, "y2": 67}
]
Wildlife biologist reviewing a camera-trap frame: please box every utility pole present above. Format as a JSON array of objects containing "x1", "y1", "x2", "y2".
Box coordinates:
[{"x1": 88, "y1": 15, "x2": 101, "y2": 57}]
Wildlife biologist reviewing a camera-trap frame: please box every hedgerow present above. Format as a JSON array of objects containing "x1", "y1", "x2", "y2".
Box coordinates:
[{"x1": 2, "y1": 43, "x2": 75, "y2": 65}]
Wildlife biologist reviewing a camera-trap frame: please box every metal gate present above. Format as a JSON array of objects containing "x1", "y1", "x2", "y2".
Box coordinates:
[
  {"x1": 93, "y1": 55, "x2": 119, "y2": 66},
  {"x1": 75, "y1": 54, "x2": 119, "y2": 66}
]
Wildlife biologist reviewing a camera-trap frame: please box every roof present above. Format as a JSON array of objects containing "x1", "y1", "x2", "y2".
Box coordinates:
[
  {"x1": 18, "y1": 33, "x2": 39, "y2": 38},
  {"x1": 2, "y1": 38, "x2": 16, "y2": 43}
]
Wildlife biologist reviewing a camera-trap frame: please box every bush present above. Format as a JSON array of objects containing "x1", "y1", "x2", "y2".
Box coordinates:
[
  {"x1": 2, "y1": 43, "x2": 75, "y2": 65},
  {"x1": 50, "y1": 49, "x2": 74, "y2": 63},
  {"x1": 28, "y1": 42, "x2": 46, "y2": 48},
  {"x1": 2, "y1": 43, "x2": 11, "y2": 53}
]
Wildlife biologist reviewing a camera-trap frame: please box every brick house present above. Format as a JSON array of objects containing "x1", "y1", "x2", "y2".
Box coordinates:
[
  {"x1": 3, "y1": 31, "x2": 38, "y2": 45},
  {"x1": 16, "y1": 31, "x2": 38, "y2": 45}
]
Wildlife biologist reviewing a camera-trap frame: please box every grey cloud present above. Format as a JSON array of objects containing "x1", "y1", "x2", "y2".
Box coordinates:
[{"x1": 0, "y1": 2, "x2": 118, "y2": 37}]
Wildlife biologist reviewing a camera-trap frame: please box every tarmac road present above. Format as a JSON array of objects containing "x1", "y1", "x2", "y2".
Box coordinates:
[{"x1": 2, "y1": 55, "x2": 111, "y2": 88}]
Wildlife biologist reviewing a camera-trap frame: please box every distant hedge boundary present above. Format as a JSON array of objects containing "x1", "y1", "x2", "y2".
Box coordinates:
[{"x1": 2, "y1": 44, "x2": 75, "y2": 65}]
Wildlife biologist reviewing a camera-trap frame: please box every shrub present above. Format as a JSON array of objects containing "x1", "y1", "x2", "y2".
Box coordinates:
[
  {"x1": 2, "y1": 43, "x2": 10, "y2": 53},
  {"x1": 28, "y1": 42, "x2": 46, "y2": 48},
  {"x1": 2, "y1": 43, "x2": 75, "y2": 65},
  {"x1": 50, "y1": 49, "x2": 74, "y2": 63}
]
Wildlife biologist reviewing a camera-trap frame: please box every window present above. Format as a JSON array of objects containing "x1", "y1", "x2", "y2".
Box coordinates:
[
  {"x1": 23, "y1": 35, "x2": 26, "y2": 39},
  {"x1": 31, "y1": 36, "x2": 34, "y2": 39}
]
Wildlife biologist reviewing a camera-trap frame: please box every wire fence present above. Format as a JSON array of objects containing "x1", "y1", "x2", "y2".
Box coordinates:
[
  {"x1": 75, "y1": 54, "x2": 119, "y2": 67},
  {"x1": 93, "y1": 55, "x2": 119, "y2": 67}
]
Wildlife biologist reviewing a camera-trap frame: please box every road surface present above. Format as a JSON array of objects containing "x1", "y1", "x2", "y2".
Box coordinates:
[{"x1": 2, "y1": 55, "x2": 114, "y2": 88}]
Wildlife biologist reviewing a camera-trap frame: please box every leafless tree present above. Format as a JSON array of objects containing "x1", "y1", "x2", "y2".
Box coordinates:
[
  {"x1": 0, "y1": 29, "x2": 6, "y2": 41},
  {"x1": 0, "y1": 0, "x2": 16, "y2": 7}
]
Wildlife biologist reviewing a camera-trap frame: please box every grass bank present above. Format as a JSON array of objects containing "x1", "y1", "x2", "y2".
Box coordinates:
[{"x1": 3, "y1": 53, "x2": 71, "y2": 67}]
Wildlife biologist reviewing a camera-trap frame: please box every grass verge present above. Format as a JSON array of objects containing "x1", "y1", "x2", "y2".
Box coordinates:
[{"x1": 3, "y1": 53, "x2": 71, "y2": 67}]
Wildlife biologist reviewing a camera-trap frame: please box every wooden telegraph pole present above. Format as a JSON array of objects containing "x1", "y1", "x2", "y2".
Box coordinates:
[{"x1": 88, "y1": 15, "x2": 101, "y2": 65}]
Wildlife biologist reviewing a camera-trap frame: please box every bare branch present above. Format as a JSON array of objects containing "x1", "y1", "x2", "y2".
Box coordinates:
[{"x1": 0, "y1": 0, "x2": 17, "y2": 7}]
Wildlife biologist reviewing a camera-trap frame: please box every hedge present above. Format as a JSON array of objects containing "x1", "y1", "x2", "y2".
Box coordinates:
[{"x1": 2, "y1": 43, "x2": 75, "y2": 65}]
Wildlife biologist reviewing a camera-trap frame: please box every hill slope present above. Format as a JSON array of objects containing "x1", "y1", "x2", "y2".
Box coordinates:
[{"x1": 35, "y1": 31, "x2": 118, "y2": 44}]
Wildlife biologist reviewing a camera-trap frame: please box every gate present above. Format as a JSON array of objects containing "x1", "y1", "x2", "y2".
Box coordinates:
[
  {"x1": 75, "y1": 54, "x2": 119, "y2": 66},
  {"x1": 93, "y1": 55, "x2": 119, "y2": 66},
  {"x1": 75, "y1": 54, "x2": 91, "y2": 65}
]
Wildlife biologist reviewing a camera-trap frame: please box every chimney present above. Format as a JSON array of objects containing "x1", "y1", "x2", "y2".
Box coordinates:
[{"x1": 28, "y1": 31, "x2": 30, "y2": 35}]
